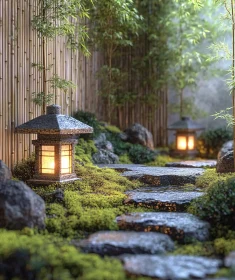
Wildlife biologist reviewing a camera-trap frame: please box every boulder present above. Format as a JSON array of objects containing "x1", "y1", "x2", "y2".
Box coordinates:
[
  {"x1": 216, "y1": 151, "x2": 234, "y2": 173},
  {"x1": 94, "y1": 133, "x2": 114, "y2": 152},
  {"x1": 0, "y1": 180, "x2": 45, "y2": 229},
  {"x1": 218, "y1": 140, "x2": 233, "y2": 160},
  {"x1": 120, "y1": 123, "x2": 154, "y2": 150},
  {"x1": 92, "y1": 149, "x2": 119, "y2": 164},
  {"x1": 0, "y1": 160, "x2": 12, "y2": 183}
]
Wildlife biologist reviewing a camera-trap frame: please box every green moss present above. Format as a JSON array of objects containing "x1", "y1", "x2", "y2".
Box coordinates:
[
  {"x1": 195, "y1": 168, "x2": 235, "y2": 189},
  {"x1": 172, "y1": 242, "x2": 215, "y2": 257},
  {"x1": 146, "y1": 155, "x2": 175, "y2": 167},
  {"x1": 0, "y1": 230, "x2": 129, "y2": 280},
  {"x1": 119, "y1": 153, "x2": 132, "y2": 164},
  {"x1": 75, "y1": 139, "x2": 97, "y2": 164},
  {"x1": 214, "y1": 237, "x2": 235, "y2": 256},
  {"x1": 32, "y1": 165, "x2": 141, "y2": 237}
]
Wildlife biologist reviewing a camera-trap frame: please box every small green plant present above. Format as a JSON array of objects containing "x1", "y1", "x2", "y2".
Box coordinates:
[
  {"x1": 188, "y1": 176, "x2": 235, "y2": 233},
  {"x1": 12, "y1": 155, "x2": 36, "y2": 182},
  {"x1": 73, "y1": 110, "x2": 103, "y2": 139},
  {"x1": 128, "y1": 145, "x2": 156, "y2": 164},
  {"x1": 197, "y1": 128, "x2": 233, "y2": 158}
]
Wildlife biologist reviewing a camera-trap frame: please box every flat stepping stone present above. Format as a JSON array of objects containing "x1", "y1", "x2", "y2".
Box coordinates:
[
  {"x1": 122, "y1": 255, "x2": 222, "y2": 280},
  {"x1": 98, "y1": 164, "x2": 204, "y2": 186},
  {"x1": 116, "y1": 212, "x2": 210, "y2": 242},
  {"x1": 166, "y1": 160, "x2": 217, "y2": 168},
  {"x1": 77, "y1": 231, "x2": 174, "y2": 256},
  {"x1": 125, "y1": 187, "x2": 204, "y2": 211}
]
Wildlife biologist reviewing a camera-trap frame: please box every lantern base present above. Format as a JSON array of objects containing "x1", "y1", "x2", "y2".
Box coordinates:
[
  {"x1": 170, "y1": 149, "x2": 198, "y2": 158},
  {"x1": 28, "y1": 175, "x2": 80, "y2": 186}
]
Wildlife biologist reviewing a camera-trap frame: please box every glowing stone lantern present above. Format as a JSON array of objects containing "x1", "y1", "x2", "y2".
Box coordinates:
[
  {"x1": 15, "y1": 105, "x2": 93, "y2": 185},
  {"x1": 168, "y1": 117, "x2": 204, "y2": 157}
]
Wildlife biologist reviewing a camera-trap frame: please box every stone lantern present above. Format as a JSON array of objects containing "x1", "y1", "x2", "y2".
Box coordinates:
[
  {"x1": 15, "y1": 105, "x2": 93, "y2": 185},
  {"x1": 168, "y1": 117, "x2": 204, "y2": 157}
]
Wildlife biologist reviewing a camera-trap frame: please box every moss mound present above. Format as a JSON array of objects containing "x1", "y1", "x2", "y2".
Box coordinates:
[{"x1": 0, "y1": 230, "x2": 128, "y2": 280}]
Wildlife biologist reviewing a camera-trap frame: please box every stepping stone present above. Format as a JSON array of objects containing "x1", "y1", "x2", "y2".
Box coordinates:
[
  {"x1": 98, "y1": 164, "x2": 204, "y2": 186},
  {"x1": 77, "y1": 231, "x2": 174, "y2": 256},
  {"x1": 165, "y1": 160, "x2": 217, "y2": 168},
  {"x1": 116, "y1": 212, "x2": 210, "y2": 242},
  {"x1": 125, "y1": 187, "x2": 204, "y2": 211},
  {"x1": 121, "y1": 255, "x2": 222, "y2": 280}
]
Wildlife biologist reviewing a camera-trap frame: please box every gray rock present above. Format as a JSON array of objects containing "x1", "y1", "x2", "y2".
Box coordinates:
[
  {"x1": 216, "y1": 151, "x2": 234, "y2": 173},
  {"x1": 122, "y1": 255, "x2": 222, "y2": 279},
  {"x1": 98, "y1": 165, "x2": 204, "y2": 186},
  {"x1": 166, "y1": 160, "x2": 217, "y2": 168},
  {"x1": 0, "y1": 180, "x2": 45, "y2": 229},
  {"x1": 94, "y1": 133, "x2": 114, "y2": 152},
  {"x1": 116, "y1": 212, "x2": 210, "y2": 242},
  {"x1": 218, "y1": 140, "x2": 233, "y2": 160},
  {"x1": 224, "y1": 251, "x2": 235, "y2": 267},
  {"x1": 0, "y1": 160, "x2": 12, "y2": 183},
  {"x1": 92, "y1": 149, "x2": 119, "y2": 164},
  {"x1": 78, "y1": 231, "x2": 174, "y2": 256},
  {"x1": 120, "y1": 123, "x2": 154, "y2": 150},
  {"x1": 124, "y1": 187, "x2": 204, "y2": 211}
]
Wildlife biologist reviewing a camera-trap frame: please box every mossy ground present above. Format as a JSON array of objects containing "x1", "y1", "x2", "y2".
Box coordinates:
[{"x1": 10, "y1": 159, "x2": 153, "y2": 279}]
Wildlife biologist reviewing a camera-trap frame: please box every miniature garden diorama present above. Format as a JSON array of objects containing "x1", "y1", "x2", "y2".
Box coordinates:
[{"x1": 2, "y1": 0, "x2": 235, "y2": 279}]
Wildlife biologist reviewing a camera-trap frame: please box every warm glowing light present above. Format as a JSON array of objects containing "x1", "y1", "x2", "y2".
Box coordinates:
[
  {"x1": 61, "y1": 145, "x2": 72, "y2": 174},
  {"x1": 41, "y1": 146, "x2": 55, "y2": 174},
  {"x1": 177, "y1": 136, "x2": 187, "y2": 150},
  {"x1": 188, "y1": 136, "x2": 195, "y2": 150},
  {"x1": 177, "y1": 135, "x2": 195, "y2": 150}
]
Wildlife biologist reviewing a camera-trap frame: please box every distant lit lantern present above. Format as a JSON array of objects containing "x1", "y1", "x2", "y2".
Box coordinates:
[
  {"x1": 168, "y1": 117, "x2": 204, "y2": 157},
  {"x1": 15, "y1": 105, "x2": 93, "y2": 185}
]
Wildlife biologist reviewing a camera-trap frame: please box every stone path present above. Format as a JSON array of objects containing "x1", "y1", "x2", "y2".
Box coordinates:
[
  {"x1": 165, "y1": 160, "x2": 217, "y2": 168},
  {"x1": 116, "y1": 212, "x2": 210, "y2": 242},
  {"x1": 125, "y1": 186, "x2": 204, "y2": 211},
  {"x1": 121, "y1": 255, "x2": 222, "y2": 280},
  {"x1": 98, "y1": 164, "x2": 205, "y2": 185},
  {"x1": 78, "y1": 231, "x2": 174, "y2": 256},
  {"x1": 82, "y1": 163, "x2": 226, "y2": 279}
]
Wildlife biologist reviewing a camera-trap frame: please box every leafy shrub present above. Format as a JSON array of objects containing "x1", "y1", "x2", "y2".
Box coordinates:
[
  {"x1": 188, "y1": 176, "x2": 235, "y2": 231},
  {"x1": 0, "y1": 230, "x2": 127, "y2": 280},
  {"x1": 73, "y1": 110, "x2": 103, "y2": 139},
  {"x1": 128, "y1": 145, "x2": 156, "y2": 164},
  {"x1": 12, "y1": 155, "x2": 36, "y2": 182},
  {"x1": 197, "y1": 128, "x2": 233, "y2": 159}
]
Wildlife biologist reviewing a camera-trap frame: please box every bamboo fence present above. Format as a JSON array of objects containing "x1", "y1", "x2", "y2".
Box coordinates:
[{"x1": 0, "y1": 0, "x2": 168, "y2": 169}]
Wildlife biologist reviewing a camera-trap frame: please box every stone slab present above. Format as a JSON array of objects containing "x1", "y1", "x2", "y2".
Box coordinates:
[
  {"x1": 165, "y1": 160, "x2": 217, "y2": 168},
  {"x1": 98, "y1": 164, "x2": 204, "y2": 186},
  {"x1": 77, "y1": 231, "x2": 174, "y2": 256},
  {"x1": 116, "y1": 212, "x2": 210, "y2": 242},
  {"x1": 122, "y1": 255, "x2": 222, "y2": 279},
  {"x1": 125, "y1": 187, "x2": 204, "y2": 211}
]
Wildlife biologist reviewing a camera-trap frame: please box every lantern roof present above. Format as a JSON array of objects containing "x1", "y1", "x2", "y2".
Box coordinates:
[
  {"x1": 15, "y1": 105, "x2": 93, "y2": 135},
  {"x1": 168, "y1": 117, "x2": 204, "y2": 131}
]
